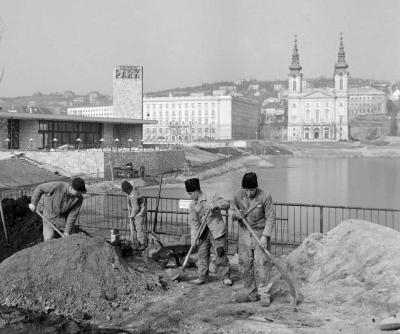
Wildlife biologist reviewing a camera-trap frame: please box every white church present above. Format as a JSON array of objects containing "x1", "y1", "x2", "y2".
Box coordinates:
[{"x1": 287, "y1": 34, "x2": 349, "y2": 141}]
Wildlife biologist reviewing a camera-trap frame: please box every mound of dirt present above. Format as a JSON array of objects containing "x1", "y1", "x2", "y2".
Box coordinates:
[
  {"x1": 0, "y1": 234, "x2": 163, "y2": 318},
  {"x1": 287, "y1": 220, "x2": 400, "y2": 309}
]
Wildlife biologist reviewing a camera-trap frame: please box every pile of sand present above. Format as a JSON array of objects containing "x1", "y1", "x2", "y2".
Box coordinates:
[
  {"x1": 0, "y1": 234, "x2": 163, "y2": 317},
  {"x1": 287, "y1": 220, "x2": 400, "y2": 310}
]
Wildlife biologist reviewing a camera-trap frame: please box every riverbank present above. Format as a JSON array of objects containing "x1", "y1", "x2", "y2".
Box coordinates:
[
  {"x1": 279, "y1": 136, "x2": 400, "y2": 158},
  {"x1": 87, "y1": 154, "x2": 273, "y2": 193}
]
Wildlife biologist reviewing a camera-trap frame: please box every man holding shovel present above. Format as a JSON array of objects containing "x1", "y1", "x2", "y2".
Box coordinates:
[
  {"x1": 121, "y1": 180, "x2": 146, "y2": 250},
  {"x1": 232, "y1": 172, "x2": 276, "y2": 306},
  {"x1": 28, "y1": 178, "x2": 87, "y2": 240},
  {"x1": 185, "y1": 178, "x2": 232, "y2": 286}
]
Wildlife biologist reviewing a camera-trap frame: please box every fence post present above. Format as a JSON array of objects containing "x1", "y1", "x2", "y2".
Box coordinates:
[
  {"x1": 224, "y1": 210, "x2": 228, "y2": 252},
  {"x1": 319, "y1": 206, "x2": 324, "y2": 233}
]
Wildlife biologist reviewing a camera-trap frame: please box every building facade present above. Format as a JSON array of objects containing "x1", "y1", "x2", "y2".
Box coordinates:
[
  {"x1": 287, "y1": 35, "x2": 349, "y2": 141},
  {"x1": 68, "y1": 95, "x2": 259, "y2": 142},
  {"x1": 348, "y1": 86, "x2": 387, "y2": 118},
  {"x1": 0, "y1": 111, "x2": 155, "y2": 150}
]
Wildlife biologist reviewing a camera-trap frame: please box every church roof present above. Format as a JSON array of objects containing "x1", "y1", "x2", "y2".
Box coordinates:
[
  {"x1": 348, "y1": 86, "x2": 386, "y2": 95},
  {"x1": 300, "y1": 88, "x2": 335, "y2": 98}
]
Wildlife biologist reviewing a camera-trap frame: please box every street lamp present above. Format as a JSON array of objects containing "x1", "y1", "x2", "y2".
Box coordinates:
[
  {"x1": 99, "y1": 138, "x2": 104, "y2": 151},
  {"x1": 76, "y1": 138, "x2": 82, "y2": 150},
  {"x1": 128, "y1": 138, "x2": 132, "y2": 152},
  {"x1": 4, "y1": 138, "x2": 10, "y2": 150},
  {"x1": 52, "y1": 138, "x2": 58, "y2": 149}
]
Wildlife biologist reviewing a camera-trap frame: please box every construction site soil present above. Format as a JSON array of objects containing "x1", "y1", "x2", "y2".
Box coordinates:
[{"x1": 0, "y1": 219, "x2": 398, "y2": 333}]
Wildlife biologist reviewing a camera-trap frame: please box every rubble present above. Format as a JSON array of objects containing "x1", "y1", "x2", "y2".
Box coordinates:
[{"x1": 0, "y1": 234, "x2": 165, "y2": 318}]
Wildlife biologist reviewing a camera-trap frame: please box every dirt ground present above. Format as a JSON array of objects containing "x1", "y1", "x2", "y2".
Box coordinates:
[
  {"x1": 0, "y1": 247, "x2": 387, "y2": 334},
  {"x1": 90, "y1": 256, "x2": 383, "y2": 334}
]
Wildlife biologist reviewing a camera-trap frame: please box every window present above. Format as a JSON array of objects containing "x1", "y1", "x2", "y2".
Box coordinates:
[
  {"x1": 325, "y1": 110, "x2": 329, "y2": 122},
  {"x1": 305, "y1": 110, "x2": 310, "y2": 122},
  {"x1": 316, "y1": 110, "x2": 319, "y2": 122},
  {"x1": 292, "y1": 103, "x2": 297, "y2": 108}
]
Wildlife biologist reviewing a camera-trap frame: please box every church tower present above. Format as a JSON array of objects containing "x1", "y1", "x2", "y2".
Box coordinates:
[
  {"x1": 334, "y1": 33, "x2": 349, "y2": 140},
  {"x1": 288, "y1": 36, "x2": 303, "y2": 94},
  {"x1": 334, "y1": 33, "x2": 349, "y2": 92}
]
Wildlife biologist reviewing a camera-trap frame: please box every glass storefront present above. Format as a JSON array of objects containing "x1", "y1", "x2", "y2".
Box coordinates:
[{"x1": 38, "y1": 121, "x2": 102, "y2": 149}]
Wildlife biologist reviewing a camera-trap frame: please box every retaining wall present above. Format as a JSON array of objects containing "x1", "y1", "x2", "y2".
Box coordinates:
[{"x1": 104, "y1": 149, "x2": 185, "y2": 178}]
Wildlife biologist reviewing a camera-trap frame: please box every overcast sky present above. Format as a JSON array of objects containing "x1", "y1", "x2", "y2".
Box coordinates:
[{"x1": 0, "y1": 0, "x2": 399, "y2": 96}]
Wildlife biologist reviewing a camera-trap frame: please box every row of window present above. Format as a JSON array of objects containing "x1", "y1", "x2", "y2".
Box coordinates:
[
  {"x1": 349, "y1": 96, "x2": 384, "y2": 100},
  {"x1": 147, "y1": 110, "x2": 216, "y2": 118},
  {"x1": 292, "y1": 102, "x2": 344, "y2": 108},
  {"x1": 145, "y1": 127, "x2": 215, "y2": 134},
  {"x1": 146, "y1": 102, "x2": 216, "y2": 109}
]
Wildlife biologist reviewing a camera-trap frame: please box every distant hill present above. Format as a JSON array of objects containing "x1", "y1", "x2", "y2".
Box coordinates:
[{"x1": 0, "y1": 92, "x2": 112, "y2": 115}]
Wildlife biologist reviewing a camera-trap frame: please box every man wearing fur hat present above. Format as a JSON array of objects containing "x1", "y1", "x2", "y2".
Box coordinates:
[
  {"x1": 185, "y1": 178, "x2": 232, "y2": 286},
  {"x1": 232, "y1": 172, "x2": 276, "y2": 306},
  {"x1": 121, "y1": 180, "x2": 147, "y2": 250}
]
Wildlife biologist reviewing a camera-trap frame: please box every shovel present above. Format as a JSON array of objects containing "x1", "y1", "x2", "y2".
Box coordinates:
[
  {"x1": 35, "y1": 211, "x2": 65, "y2": 238},
  {"x1": 171, "y1": 208, "x2": 211, "y2": 281},
  {"x1": 231, "y1": 202, "x2": 303, "y2": 306}
]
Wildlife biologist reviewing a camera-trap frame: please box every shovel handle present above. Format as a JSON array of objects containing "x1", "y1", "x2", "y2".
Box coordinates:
[
  {"x1": 35, "y1": 211, "x2": 65, "y2": 238},
  {"x1": 231, "y1": 202, "x2": 301, "y2": 306},
  {"x1": 181, "y1": 208, "x2": 211, "y2": 269}
]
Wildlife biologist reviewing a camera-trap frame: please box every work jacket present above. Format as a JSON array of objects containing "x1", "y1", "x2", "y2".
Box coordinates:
[
  {"x1": 188, "y1": 191, "x2": 230, "y2": 243},
  {"x1": 127, "y1": 189, "x2": 146, "y2": 218},
  {"x1": 31, "y1": 181, "x2": 83, "y2": 234},
  {"x1": 233, "y1": 188, "x2": 275, "y2": 237}
]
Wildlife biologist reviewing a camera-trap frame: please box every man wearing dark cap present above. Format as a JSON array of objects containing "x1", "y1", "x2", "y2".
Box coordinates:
[
  {"x1": 185, "y1": 178, "x2": 232, "y2": 286},
  {"x1": 29, "y1": 177, "x2": 87, "y2": 240},
  {"x1": 121, "y1": 180, "x2": 146, "y2": 250},
  {"x1": 232, "y1": 172, "x2": 276, "y2": 306}
]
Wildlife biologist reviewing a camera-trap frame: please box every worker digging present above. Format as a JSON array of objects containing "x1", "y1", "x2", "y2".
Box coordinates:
[{"x1": 28, "y1": 177, "x2": 87, "y2": 239}]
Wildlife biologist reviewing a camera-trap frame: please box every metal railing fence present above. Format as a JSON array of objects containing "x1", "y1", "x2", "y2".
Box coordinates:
[{"x1": 1, "y1": 190, "x2": 400, "y2": 255}]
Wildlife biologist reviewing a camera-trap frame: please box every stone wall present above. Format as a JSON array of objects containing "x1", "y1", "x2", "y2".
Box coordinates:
[
  {"x1": 349, "y1": 119, "x2": 391, "y2": 140},
  {"x1": 104, "y1": 149, "x2": 185, "y2": 178}
]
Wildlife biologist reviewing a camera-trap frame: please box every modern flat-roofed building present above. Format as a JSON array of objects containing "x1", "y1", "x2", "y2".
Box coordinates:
[{"x1": 0, "y1": 111, "x2": 155, "y2": 150}]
